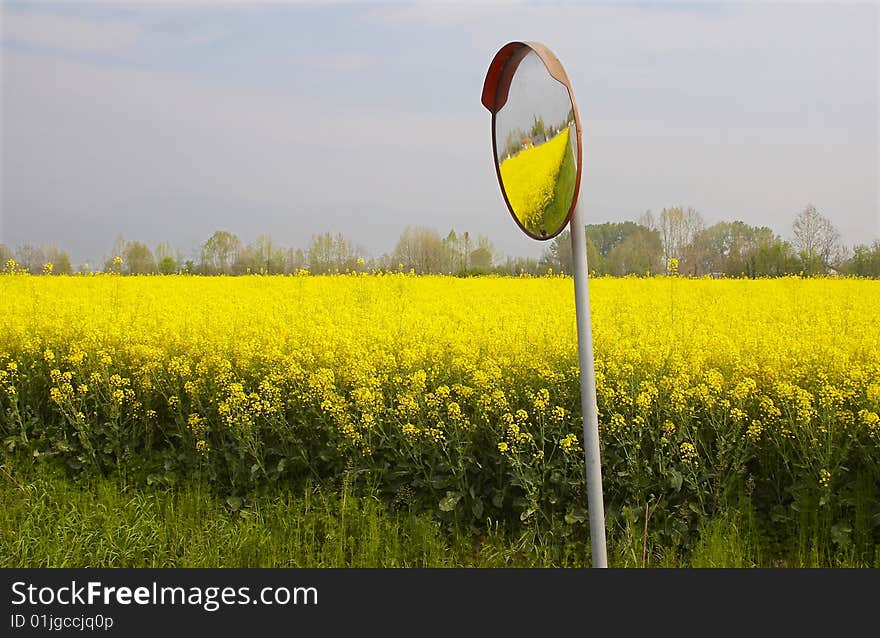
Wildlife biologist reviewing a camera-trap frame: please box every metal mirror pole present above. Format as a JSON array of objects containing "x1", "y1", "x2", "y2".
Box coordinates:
[{"x1": 569, "y1": 200, "x2": 608, "y2": 568}]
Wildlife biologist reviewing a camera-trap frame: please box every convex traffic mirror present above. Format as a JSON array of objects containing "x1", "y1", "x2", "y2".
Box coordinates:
[{"x1": 481, "y1": 41, "x2": 583, "y2": 240}]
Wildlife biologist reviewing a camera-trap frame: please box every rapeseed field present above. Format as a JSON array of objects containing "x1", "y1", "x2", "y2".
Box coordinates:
[{"x1": 1, "y1": 273, "x2": 878, "y2": 551}]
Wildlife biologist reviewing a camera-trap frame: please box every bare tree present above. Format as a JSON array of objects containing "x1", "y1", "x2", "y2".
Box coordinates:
[
  {"x1": 239, "y1": 235, "x2": 286, "y2": 274},
  {"x1": 443, "y1": 230, "x2": 463, "y2": 273},
  {"x1": 14, "y1": 244, "x2": 47, "y2": 274},
  {"x1": 392, "y1": 227, "x2": 445, "y2": 273},
  {"x1": 641, "y1": 206, "x2": 704, "y2": 270},
  {"x1": 285, "y1": 247, "x2": 306, "y2": 273},
  {"x1": 44, "y1": 246, "x2": 73, "y2": 274},
  {"x1": 104, "y1": 234, "x2": 128, "y2": 272},
  {"x1": 307, "y1": 232, "x2": 360, "y2": 274},
  {"x1": 792, "y1": 204, "x2": 841, "y2": 274}
]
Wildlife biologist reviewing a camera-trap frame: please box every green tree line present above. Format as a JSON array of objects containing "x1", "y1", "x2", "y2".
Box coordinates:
[{"x1": 3, "y1": 204, "x2": 879, "y2": 278}]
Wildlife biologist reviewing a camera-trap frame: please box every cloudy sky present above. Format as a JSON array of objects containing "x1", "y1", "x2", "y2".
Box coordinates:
[{"x1": 2, "y1": 1, "x2": 878, "y2": 267}]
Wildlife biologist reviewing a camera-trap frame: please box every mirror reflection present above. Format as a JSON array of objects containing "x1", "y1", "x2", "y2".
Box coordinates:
[{"x1": 495, "y1": 51, "x2": 578, "y2": 238}]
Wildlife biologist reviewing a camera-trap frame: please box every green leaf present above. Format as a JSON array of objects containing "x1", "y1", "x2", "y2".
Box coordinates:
[
  {"x1": 669, "y1": 469, "x2": 683, "y2": 491},
  {"x1": 226, "y1": 496, "x2": 243, "y2": 512},
  {"x1": 439, "y1": 491, "x2": 462, "y2": 512},
  {"x1": 472, "y1": 498, "x2": 484, "y2": 519},
  {"x1": 830, "y1": 523, "x2": 852, "y2": 548},
  {"x1": 770, "y1": 506, "x2": 789, "y2": 523}
]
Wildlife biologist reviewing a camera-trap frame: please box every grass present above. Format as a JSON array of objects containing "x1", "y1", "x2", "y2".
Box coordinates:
[
  {"x1": 1, "y1": 459, "x2": 458, "y2": 568},
  {"x1": 1, "y1": 457, "x2": 875, "y2": 568}
]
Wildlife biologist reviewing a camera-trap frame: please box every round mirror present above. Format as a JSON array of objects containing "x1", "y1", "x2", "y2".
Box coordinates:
[{"x1": 482, "y1": 42, "x2": 582, "y2": 240}]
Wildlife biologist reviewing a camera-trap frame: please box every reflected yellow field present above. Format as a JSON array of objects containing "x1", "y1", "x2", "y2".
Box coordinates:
[{"x1": 499, "y1": 128, "x2": 576, "y2": 235}]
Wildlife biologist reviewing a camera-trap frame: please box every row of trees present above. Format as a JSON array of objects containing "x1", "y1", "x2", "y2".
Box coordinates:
[
  {"x1": 542, "y1": 204, "x2": 877, "y2": 278},
  {"x1": 0, "y1": 229, "x2": 502, "y2": 277},
  {"x1": 3, "y1": 204, "x2": 879, "y2": 278}
]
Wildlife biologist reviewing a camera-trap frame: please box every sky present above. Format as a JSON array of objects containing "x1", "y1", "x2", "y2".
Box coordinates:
[{"x1": 1, "y1": 1, "x2": 878, "y2": 268}]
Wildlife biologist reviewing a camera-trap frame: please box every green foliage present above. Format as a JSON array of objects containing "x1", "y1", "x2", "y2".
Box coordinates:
[
  {"x1": 541, "y1": 223, "x2": 664, "y2": 276},
  {"x1": 158, "y1": 256, "x2": 177, "y2": 275},
  {"x1": 124, "y1": 241, "x2": 157, "y2": 275},
  {"x1": 844, "y1": 241, "x2": 880, "y2": 278},
  {"x1": 3, "y1": 346, "x2": 877, "y2": 560},
  {"x1": 202, "y1": 230, "x2": 241, "y2": 275},
  {"x1": 0, "y1": 459, "x2": 456, "y2": 567},
  {"x1": 6, "y1": 206, "x2": 877, "y2": 279},
  {"x1": 687, "y1": 221, "x2": 800, "y2": 278},
  {"x1": 1, "y1": 457, "x2": 874, "y2": 567}
]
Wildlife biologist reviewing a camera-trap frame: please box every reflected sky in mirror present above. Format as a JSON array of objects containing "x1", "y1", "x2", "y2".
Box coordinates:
[{"x1": 495, "y1": 50, "x2": 578, "y2": 239}]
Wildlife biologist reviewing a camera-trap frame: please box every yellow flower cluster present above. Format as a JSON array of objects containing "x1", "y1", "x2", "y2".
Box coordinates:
[
  {"x1": 680, "y1": 442, "x2": 699, "y2": 465},
  {"x1": 746, "y1": 420, "x2": 763, "y2": 442},
  {"x1": 558, "y1": 433, "x2": 580, "y2": 454},
  {"x1": 661, "y1": 420, "x2": 676, "y2": 444}
]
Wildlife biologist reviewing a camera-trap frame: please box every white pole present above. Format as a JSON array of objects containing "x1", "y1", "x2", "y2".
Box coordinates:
[{"x1": 569, "y1": 201, "x2": 608, "y2": 568}]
